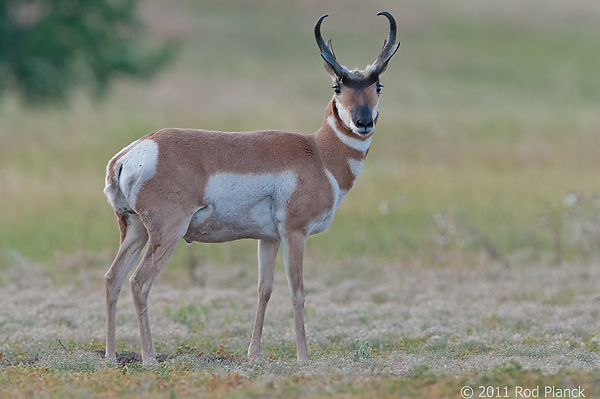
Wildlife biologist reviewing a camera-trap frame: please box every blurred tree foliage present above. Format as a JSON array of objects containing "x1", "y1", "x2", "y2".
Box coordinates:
[{"x1": 0, "y1": 0, "x2": 175, "y2": 105}]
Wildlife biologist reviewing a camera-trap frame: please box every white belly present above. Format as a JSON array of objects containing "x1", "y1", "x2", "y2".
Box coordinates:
[{"x1": 184, "y1": 171, "x2": 297, "y2": 243}]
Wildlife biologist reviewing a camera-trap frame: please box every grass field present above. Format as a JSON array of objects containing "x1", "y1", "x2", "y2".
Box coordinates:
[{"x1": 1, "y1": 0, "x2": 600, "y2": 397}]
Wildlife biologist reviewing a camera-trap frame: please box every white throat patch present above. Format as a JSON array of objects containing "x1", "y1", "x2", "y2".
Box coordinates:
[
  {"x1": 347, "y1": 158, "x2": 365, "y2": 186},
  {"x1": 327, "y1": 116, "x2": 371, "y2": 153}
]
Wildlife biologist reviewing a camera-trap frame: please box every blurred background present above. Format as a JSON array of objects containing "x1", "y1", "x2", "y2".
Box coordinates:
[{"x1": 1, "y1": 0, "x2": 600, "y2": 285}]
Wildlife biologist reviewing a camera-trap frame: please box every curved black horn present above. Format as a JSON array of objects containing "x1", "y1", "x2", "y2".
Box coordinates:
[
  {"x1": 370, "y1": 12, "x2": 400, "y2": 76},
  {"x1": 377, "y1": 11, "x2": 397, "y2": 49},
  {"x1": 314, "y1": 14, "x2": 345, "y2": 79},
  {"x1": 314, "y1": 15, "x2": 330, "y2": 54}
]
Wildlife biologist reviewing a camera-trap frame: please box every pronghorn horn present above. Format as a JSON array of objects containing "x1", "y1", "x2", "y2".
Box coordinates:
[
  {"x1": 314, "y1": 14, "x2": 346, "y2": 79},
  {"x1": 369, "y1": 12, "x2": 400, "y2": 76}
]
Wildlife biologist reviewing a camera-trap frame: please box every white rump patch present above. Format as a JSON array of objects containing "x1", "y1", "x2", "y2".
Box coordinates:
[
  {"x1": 327, "y1": 116, "x2": 371, "y2": 153},
  {"x1": 116, "y1": 139, "x2": 159, "y2": 210},
  {"x1": 104, "y1": 139, "x2": 139, "y2": 206}
]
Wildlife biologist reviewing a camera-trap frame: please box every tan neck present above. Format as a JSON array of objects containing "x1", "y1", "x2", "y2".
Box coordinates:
[{"x1": 313, "y1": 99, "x2": 371, "y2": 192}]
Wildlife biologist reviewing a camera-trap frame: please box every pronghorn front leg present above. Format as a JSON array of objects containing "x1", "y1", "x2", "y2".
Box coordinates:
[
  {"x1": 281, "y1": 231, "x2": 309, "y2": 361},
  {"x1": 248, "y1": 238, "x2": 280, "y2": 358}
]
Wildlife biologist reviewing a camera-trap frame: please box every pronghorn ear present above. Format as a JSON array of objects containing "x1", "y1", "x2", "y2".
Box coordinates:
[
  {"x1": 322, "y1": 39, "x2": 344, "y2": 80},
  {"x1": 326, "y1": 39, "x2": 336, "y2": 58},
  {"x1": 322, "y1": 55, "x2": 340, "y2": 80}
]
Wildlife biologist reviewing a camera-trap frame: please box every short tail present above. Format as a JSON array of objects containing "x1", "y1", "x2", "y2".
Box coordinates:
[
  {"x1": 104, "y1": 160, "x2": 122, "y2": 205},
  {"x1": 104, "y1": 156, "x2": 134, "y2": 215},
  {"x1": 104, "y1": 138, "x2": 154, "y2": 215}
]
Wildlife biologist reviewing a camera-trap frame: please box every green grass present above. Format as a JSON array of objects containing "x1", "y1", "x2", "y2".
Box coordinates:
[
  {"x1": 2, "y1": 0, "x2": 600, "y2": 397},
  {"x1": 1, "y1": 0, "x2": 600, "y2": 266},
  {"x1": 1, "y1": 354, "x2": 599, "y2": 399}
]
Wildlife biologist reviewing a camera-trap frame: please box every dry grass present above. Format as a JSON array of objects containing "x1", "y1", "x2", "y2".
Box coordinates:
[
  {"x1": 2, "y1": 256, "x2": 600, "y2": 369},
  {"x1": 2, "y1": 257, "x2": 600, "y2": 397}
]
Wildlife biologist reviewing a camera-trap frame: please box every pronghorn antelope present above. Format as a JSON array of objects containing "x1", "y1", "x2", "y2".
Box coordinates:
[{"x1": 103, "y1": 12, "x2": 399, "y2": 364}]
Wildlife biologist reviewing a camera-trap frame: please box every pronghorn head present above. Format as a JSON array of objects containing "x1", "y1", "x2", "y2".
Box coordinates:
[{"x1": 315, "y1": 12, "x2": 399, "y2": 137}]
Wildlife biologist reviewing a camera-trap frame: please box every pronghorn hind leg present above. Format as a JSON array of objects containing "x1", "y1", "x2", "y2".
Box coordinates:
[
  {"x1": 248, "y1": 238, "x2": 280, "y2": 358},
  {"x1": 105, "y1": 213, "x2": 148, "y2": 360},
  {"x1": 281, "y1": 231, "x2": 309, "y2": 361},
  {"x1": 129, "y1": 214, "x2": 191, "y2": 365}
]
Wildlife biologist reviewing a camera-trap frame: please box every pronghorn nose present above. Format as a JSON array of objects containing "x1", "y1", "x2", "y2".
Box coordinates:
[{"x1": 355, "y1": 118, "x2": 374, "y2": 129}]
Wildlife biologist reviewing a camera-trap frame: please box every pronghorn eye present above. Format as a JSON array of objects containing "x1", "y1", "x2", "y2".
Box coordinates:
[
  {"x1": 332, "y1": 85, "x2": 341, "y2": 94},
  {"x1": 376, "y1": 83, "x2": 384, "y2": 94}
]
